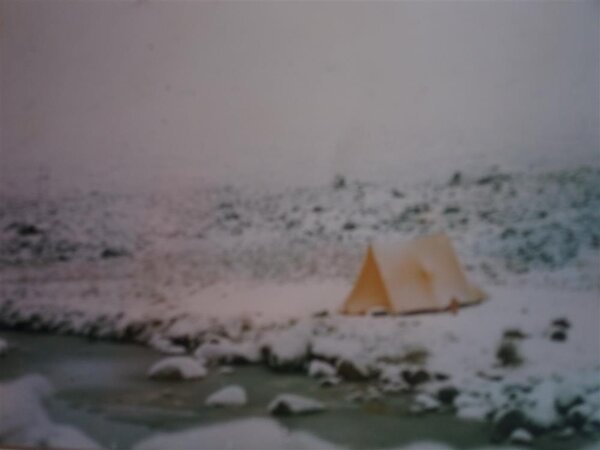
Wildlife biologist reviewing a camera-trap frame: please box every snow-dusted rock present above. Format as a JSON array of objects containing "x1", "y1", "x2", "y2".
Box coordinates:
[
  {"x1": 567, "y1": 402, "x2": 596, "y2": 429},
  {"x1": 218, "y1": 366, "x2": 235, "y2": 375},
  {"x1": 311, "y1": 336, "x2": 363, "y2": 363},
  {"x1": 379, "y1": 365, "x2": 409, "y2": 393},
  {"x1": 521, "y1": 380, "x2": 559, "y2": 429},
  {"x1": 319, "y1": 376, "x2": 341, "y2": 388},
  {"x1": 345, "y1": 391, "x2": 364, "y2": 403},
  {"x1": 410, "y1": 393, "x2": 440, "y2": 413},
  {"x1": 148, "y1": 357, "x2": 207, "y2": 380},
  {"x1": 268, "y1": 394, "x2": 326, "y2": 416},
  {"x1": 436, "y1": 386, "x2": 460, "y2": 405},
  {"x1": 0, "y1": 375, "x2": 100, "y2": 449},
  {"x1": 401, "y1": 369, "x2": 431, "y2": 387},
  {"x1": 132, "y1": 417, "x2": 342, "y2": 450},
  {"x1": 555, "y1": 426, "x2": 575, "y2": 439},
  {"x1": 508, "y1": 428, "x2": 533, "y2": 445},
  {"x1": 336, "y1": 358, "x2": 372, "y2": 381},
  {"x1": 491, "y1": 409, "x2": 529, "y2": 443},
  {"x1": 555, "y1": 378, "x2": 584, "y2": 413},
  {"x1": 262, "y1": 326, "x2": 310, "y2": 370},
  {"x1": 205, "y1": 385, "x2": 247, "y2": 407},
  {"x1": 194, "y1": 338, "x2": 259, "y2": 364},
  {"x1": 456, "y1": 403, "x2": 490, "y2": 421},
  {"x1": 308, "y1": 360, "x2": 336, "y2": 379},
  {"x1": 0, "y1": 375, "x2": 54, "y2": 446},
  {"x1": 148, "y1": 335, "x2": 186, "y2": 355}
]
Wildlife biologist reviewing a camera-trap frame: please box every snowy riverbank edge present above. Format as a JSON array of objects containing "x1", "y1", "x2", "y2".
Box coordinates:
[{"x1": 1, "y1": 280, "x2": 599, "y2": 444}]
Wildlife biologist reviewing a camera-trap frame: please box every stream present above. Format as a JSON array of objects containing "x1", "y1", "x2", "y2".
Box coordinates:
[{"x1": 0, "y1": 330, "x2": 595, "y2": 450}]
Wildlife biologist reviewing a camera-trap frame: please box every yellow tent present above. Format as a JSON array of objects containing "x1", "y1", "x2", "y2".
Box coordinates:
[{"x1": 341, "y1": 234, "x2": 486, "y2": 315}]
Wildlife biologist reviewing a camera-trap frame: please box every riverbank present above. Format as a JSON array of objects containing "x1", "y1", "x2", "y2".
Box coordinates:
[{"x1": 2, "y1": 331, "x2": 599, "y2": 450}]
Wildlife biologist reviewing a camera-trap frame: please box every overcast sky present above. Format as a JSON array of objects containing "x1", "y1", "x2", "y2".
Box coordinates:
[{"x1": 1, "y1": 0, "x2": 598, "y2": 197}]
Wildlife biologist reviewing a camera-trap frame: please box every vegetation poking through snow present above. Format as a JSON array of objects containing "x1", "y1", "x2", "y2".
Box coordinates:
[
  {"x1": 496, "y1": 340, "x2": 523, "y2": 368},
  {"x1": 1, "y1": 166, "x2": 598, "y2": 289}
]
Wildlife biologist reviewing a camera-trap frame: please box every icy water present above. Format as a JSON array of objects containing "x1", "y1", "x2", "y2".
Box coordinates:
[{"x1": 0, "y1": 331, "x2": 596, "y2": 450}]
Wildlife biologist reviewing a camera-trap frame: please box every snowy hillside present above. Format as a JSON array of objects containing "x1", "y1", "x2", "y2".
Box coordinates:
[
  {"x1": 1, "y1": 166, "x2": 598, "y2": 288},
  {"x1": 1, "y1": 166, "x2": 599, "y2": 447}
]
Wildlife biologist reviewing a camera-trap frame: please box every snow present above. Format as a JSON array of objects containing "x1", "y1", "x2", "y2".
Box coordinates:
[
  {"x1": 261, "y1": 324, "x2": 311, "y2": 369},
  {"x1": 520, "y1": 380, "x2": 560, "y2": 429},
  {"x1": 0, "y1": 375, "x2": 101, "y2": 449},
  {"x1": 307, "y1": 359, "x2": 337, "y2": 378},
  {"x1": 205, "y1": 385, "x2": 247, "y2": 407},
  {"x1": 148, "y1": 335, "x2": 186, "y2": 355},
  {"x1": 194, "y1": 338, "x2": 260, "y2": 365},
  {"x1": 147, "y1": 357, "x2": 207, "y2": 381},
  {"x1": 508, "y1": 428, "x2": 533, "y2": 445},
  {"x1": 131, "y1": 417, "x2": 342, "y2": 450},
  {"x1": 268, "y1": 394, "x2": 326, "y2": 415},
  {"x1": 411, "y1": 393, "x2": 441, "y2": 413},
  {"x1": 0, "y1": 166, "x2": 599, "y2": 444}
]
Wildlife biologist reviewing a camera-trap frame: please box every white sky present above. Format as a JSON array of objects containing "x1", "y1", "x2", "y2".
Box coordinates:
[{"x1": 1, "y1": 0, "x2": 598, "y2": 196}]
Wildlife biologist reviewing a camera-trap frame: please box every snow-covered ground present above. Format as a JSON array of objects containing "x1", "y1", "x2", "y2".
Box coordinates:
[
  {"x1": 0, "y1": 166, "x2": 599, "y2": 447},
  {"x1": 0, "y1": 374, "x2": 101, "y2": 449}
]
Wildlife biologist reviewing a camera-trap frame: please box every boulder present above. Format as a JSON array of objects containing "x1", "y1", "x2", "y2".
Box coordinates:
[
  {"x1": 268, "y1": 394, "x2": 325, "y2": 416},
  {"x1": 205, "y1": 385, "x2": 247, "y2": 407}
]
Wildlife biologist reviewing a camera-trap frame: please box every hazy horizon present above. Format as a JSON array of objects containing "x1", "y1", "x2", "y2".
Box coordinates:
[{"x1": 1, "y1": 0, "x2": 598, "y2": 197}]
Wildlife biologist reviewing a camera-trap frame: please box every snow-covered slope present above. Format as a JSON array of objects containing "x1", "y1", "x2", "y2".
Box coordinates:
[
  {"x1": 0, "y1": 166, "x2": 598, "y2": 444},
  {"x1": 1, "y1": 167, "x2": 598, "y2": 289}
]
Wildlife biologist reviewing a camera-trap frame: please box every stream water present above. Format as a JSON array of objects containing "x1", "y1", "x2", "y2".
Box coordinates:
[{"x1": 0, "y1": 330, "x2": 595, "y2": 450}]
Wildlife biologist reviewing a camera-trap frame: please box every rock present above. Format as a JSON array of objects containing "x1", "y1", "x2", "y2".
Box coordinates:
[
  {"x1": 433, "y1": 372, "x2": 450, "y2": 381},
  {"x1": 555, "y1": 385, "x2": 583, "y2": 414},
  {"x1": 437, "y1": 386, "x2": 459, "y2": 406},
  {"x1": 402, "y1": 369, "x2": 430, "y2": 387},
  {"x1": 268, "y1": 394, "x2": 325, "y2": 416},
  {"x1": 449, "y1": 171, "x2": 462, "y2": 186},
  {"x1": 100, "y1": 248, "x2": 128, "y2": 259},
  {"x1": 262, "y1": 326, "x2": 310, "y2": 371},
  {"x1": 456, "y1": 402, "x2": 490, "y2": 421},
  {"x1": 308, "y1": 360, "x2": 336, "y2": 379},
  {"x1": 205, "y1": 385, "x2": 247, "y2": 407},
  {"x1": 319, "y1": 377, "x2": 341, "y2": 388},
  {"x1": 367, "y1": 307, "x2": 389, "y2": 317},
  {"x1": 411, "y1": 393, "x2": 440, "y2": 413},
  {"x1": 550, "y1": 330, "x2": 567, "y2": 342},
  {"x1": 552, "y1": 318, "x2": 571, "y2": 329},
  {"x1": 508, "y1": 428, "x2": 533, "y2": 445},
  {"x1": 567, "y1": 403, "x2": 594, "y2": 429},
  {"x1": 195, "y1": 338, "x2": 259, "y2": 365},
  {"x1": 345, "y1": 391, "x2": 364, "y2": 403},
  {"x1": 337, "y1": 359, "x2": 371, "y2": 381},
  {"x1": 491, "y1": 409, "x2": 529, "y2": 443},
  {"x1": 555, "y1": 427, "x2": 575, "y2": 439},
  {"x1": 0, "y1": 338, "x2": 9, "y2": 357},
  {"x1": 14, "y1": 223, "x2": 42, "y2": 236},
  {"x1": 380, "y1": 382, "x2": 406, "y2": 394},
  {"x1": 148, "y1": 335, "x2": 186, "y2": 355},
  {"x1": 496, "y1": 340, "x2": 524, "y2": 367},
  {"x1": 391, "y1": 189, "x2": 404, "y2": 198},
  {"x1": 522, "y1": 379, "x2": 560, "y2": 429},
  {"x1": 148, "y1": 357, "x2": 207, "y2": 381},
  {"x1": 364, "y1": 386, "x2": 382, "y2": 401}
]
